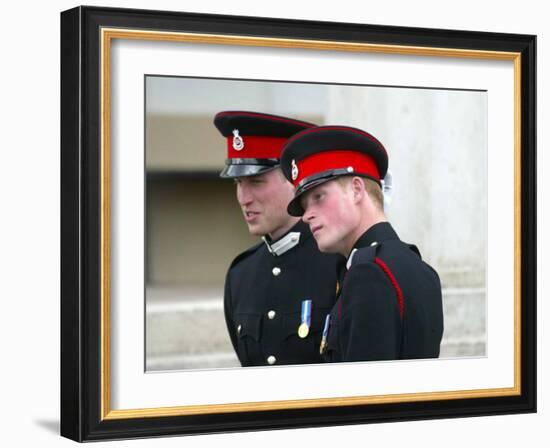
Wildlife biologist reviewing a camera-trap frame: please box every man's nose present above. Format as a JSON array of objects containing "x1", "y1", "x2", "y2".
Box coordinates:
[
  {"x1": 302, "y1": 207, "x2": 313, "y2": 224},
  {"x1": 237, "y1": 185, "x2": 252, "y2": 205}
]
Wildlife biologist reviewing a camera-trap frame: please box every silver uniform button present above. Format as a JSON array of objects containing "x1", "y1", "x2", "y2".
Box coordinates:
[
  {"x1": 237, "y1": 324, "x2": 242, "y2": 334},
  {"x1": 267, "y1": 355, "x2": 277, "y2": 365},
  {"x1": 268, "y1": 310, "x2": 276, "y2": 320},
  {"x1": 370, "y1": 241, "x2": 378, "y2": 247},
  {"x1": 272, "y1": 267, "x2": 281, "y2": 276}
]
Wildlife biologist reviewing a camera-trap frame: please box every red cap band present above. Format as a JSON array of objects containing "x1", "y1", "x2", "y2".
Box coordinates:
[
  {"x1": 293, "y1": 150, "x2": 381, "y2": 187},
  {"x1": 227, "y1": 136, "x2": 287, "y2": 159}
]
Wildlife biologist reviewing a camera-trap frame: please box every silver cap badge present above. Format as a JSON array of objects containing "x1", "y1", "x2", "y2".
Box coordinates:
[
  {"x1": 291, "y1": 159, "x2": 299, "y2": 181},
  {"x1": 232, "y1": 129, "x2": 244, "y2": 151}
]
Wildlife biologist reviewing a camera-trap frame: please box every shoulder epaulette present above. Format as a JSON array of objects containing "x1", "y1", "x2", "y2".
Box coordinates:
[
  {"x1": 348, "y1": 244, "x2": 379, "y2": 269},
  {"x1": 229, "y1": 241, "x2": 264, "y2": 270},
  {"x1": 350, "y1": 241, "x2": 422, "y2": 269}
]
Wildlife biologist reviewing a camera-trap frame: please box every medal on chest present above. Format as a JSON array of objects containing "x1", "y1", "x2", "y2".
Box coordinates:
[{"x1": 298, "y1": 299, "x2": 312, "y2": 338}]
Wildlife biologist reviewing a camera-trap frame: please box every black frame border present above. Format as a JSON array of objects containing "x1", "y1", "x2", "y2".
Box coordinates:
[{"x1": 60, "y1": 5, "x2": 536, "y2": 442}]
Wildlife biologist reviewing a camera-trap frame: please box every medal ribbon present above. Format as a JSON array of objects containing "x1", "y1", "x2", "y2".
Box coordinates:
[
  {"x1": 301, "y1": 299, "x2": 312, "y2": 328},
  {"x1": 322, "y1": 314, "x2": 330, "y2": 341},
  {"x1": 320, "y1": 314, "x2": 331, "y2": 354}
]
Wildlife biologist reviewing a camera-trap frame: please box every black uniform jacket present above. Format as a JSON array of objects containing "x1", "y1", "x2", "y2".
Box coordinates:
[
  {"x1": 323, "y1": 222, "x2": 444, "y2": 363},
  {"x1": 224, "y1": 221, "x2": 345, "y2": 367}
]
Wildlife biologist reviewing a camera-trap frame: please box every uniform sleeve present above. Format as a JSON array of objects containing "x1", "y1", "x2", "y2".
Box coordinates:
[
  {"x1": 223, "y1": 270, "x2": 240, "y2": 361},
  {"x1": 339, "y1": 262, "x2": 402, "y2": 362}
]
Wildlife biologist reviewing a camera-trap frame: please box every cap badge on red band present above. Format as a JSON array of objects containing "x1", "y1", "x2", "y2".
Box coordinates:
[
  {"x1": 291, "y1": 159, "x2": 299, "y2": 181},
  {"x1": 232, "y1": 129, "x2": 244, "y2": 151}
]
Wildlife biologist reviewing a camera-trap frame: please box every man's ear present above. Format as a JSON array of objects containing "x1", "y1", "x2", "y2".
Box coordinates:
[{"x1": 351, "y1": 176, "x2": 365, "y2": 204}]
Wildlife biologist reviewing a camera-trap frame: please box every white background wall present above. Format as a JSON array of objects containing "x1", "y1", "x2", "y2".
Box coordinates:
[{"x1": 1, "y1": 0, "x2": 545, "y2": 447}]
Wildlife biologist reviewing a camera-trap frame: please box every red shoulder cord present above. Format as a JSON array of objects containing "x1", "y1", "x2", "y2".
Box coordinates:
[{"x1": 374, "y1": 258, "x2": 404, "y2": 320}]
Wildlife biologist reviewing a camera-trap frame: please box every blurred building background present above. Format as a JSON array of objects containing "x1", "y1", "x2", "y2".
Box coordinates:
[{"x1": 145, "y1": 76, "x2": 487, "y2": 371}]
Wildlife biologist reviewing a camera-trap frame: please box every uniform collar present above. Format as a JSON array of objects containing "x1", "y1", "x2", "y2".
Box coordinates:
[
  {"x1": 262, "y1": 220, "x2": 309, "y2": 257},
  {"x1": 346, "y1": 222, "x2": 399, "y2": 268},
  {"x1": 353, "y1": 221, "x2": 399, "y2": 249}
]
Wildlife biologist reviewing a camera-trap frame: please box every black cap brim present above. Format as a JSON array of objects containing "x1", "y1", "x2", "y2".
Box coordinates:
[
  {"x1": 287, "y1": 176, "x2": 336, "y2": 217},
  {"x1": 219, "y1": 161, "x2": 279, "y2": 178},
  {"x1": 287, "y1": 172, "x2": 382, "y2": 217}
]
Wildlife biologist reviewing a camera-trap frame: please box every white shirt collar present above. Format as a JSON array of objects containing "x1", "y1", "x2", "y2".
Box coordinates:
[{"x1": 346, "y1": 248, "x2": 358, "y2": 270}]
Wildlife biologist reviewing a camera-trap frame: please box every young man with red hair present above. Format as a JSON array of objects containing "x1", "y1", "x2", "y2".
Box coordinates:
[{"x1": 281, "y1": 125, "x2": 444, "y2": 362}]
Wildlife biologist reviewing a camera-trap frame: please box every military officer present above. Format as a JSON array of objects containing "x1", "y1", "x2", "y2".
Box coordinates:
[
  {"x1": 214, "y1": 111, "x2": 345, "y2": 367},
  {"x1": 280, "y1": 125, "x2": 444, "y2": 362}
]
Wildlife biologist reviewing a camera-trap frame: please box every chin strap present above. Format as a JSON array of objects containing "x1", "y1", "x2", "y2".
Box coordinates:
[{"x1": 381, "y1": 169, "x2": 393, "y2": 209}]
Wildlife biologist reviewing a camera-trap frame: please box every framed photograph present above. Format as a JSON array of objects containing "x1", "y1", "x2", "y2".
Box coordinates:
[{"x1": 60, "y1": 5, "x2": 536, "y2": 442}]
